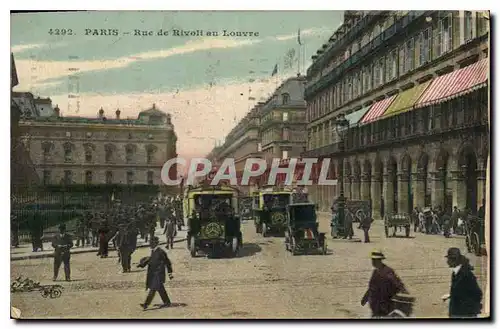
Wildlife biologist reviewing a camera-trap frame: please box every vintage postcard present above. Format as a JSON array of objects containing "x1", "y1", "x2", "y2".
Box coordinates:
[{"x1": 10, "y1": 10, "x2": 490, "y2": 319}]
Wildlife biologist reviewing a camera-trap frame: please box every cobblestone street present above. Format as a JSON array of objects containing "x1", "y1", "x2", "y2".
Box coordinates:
[{"x1": 10, "y1": 215, "x2": 488, "y2": 319}]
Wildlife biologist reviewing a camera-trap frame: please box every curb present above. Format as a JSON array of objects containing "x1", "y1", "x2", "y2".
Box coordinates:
[{"x1": 10, "y1": 237, "x2": 187, "y2": 261}]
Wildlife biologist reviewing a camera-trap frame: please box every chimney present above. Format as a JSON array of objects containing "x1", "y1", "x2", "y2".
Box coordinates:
[
  {"x1": 54, "y1": 105, "x2": 60, "y2": 117},
  {"x1": 98, "y1": 107, "x2": 104, "y2": 118},
  {"x1": 115, "y1": 109, "x2": 121, "y2": 119}
]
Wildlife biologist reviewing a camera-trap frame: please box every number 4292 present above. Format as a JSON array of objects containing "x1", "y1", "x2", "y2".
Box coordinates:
[{"x1": 48, "y1": 29, "x2": 74, "y2": 36}]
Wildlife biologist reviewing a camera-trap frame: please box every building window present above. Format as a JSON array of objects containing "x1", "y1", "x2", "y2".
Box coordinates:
[
  {"x1": 42, "y1": 142, "x2": 52, "y2": 161},
  {"x1": 146, "y1": 146, "x2": 155, "y2": 164},
  {"x1": 282, "y1": 112, "x2": 288, "y2": 122},
  {"x1": 85, "y1": 171, "x2": 93, "y2": 184},
  {"x1": 64, "y1": 170, "x2": 72, "y2": 185},
  {"x1": 85, "y1": 149, "x2": 92, "y2": 163},
  {"x1": 147, "y1": 171, "x2": 154, "y2": 185},
  {"x1": 399, "y1": 45, "x2": 406, "y2": 76},
  {"x1": 105, "y1": 145, "x2": 114, "y2": 163},
  {"x1": 282, "y1": 128, "x2": 290, "y2": 140},
  {"x1": 405, "y1": 38, "x2": 415, "y2": 73},
  {"x1": 282, "y1": 150, "x2": 289, "y2": 160},
  {"x1": 282, "y1": 93, "x2": 290, "y2": 105},
  {"x1": 347, "y1": 76, "x2": 353, "y2": 102},
  {"x1": 417, "y1": 28, "x2": 432, "y2": 67},
  {"x1": 386, "y1": 49, "x2": 398, "y2": 81},
  {"x1": 105, "y1": 171, "x2": 113, "y2": 184},
  {"x1": 464, "y1": 11, "x2": 473, "y2": 42},
  {"x1": 43, "y1": 170, "x2": 51, "y2": 185},
  {"x1": 63, "y1": 143, "x2": 73, "y2": 162},
  {"x1": 374, "y1": 58, "x2": 384, "y2": 87},
  {"x1": 435, "y1": 14, "x2": 453, "y2": 58},
  {"x1": 362, "y1": 66, "x2": 371, "y2": 94},
  {"x1": 125, "y1": 145, "x2": 135, "y2": 163},
  {"x1": 127, "y1": 171, "x2": 134, "y2": 185}
]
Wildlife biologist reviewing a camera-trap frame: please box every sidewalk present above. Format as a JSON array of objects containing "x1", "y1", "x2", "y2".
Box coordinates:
[{"x1": 11, "y1": 225, "x2": 187, "y2": 261}]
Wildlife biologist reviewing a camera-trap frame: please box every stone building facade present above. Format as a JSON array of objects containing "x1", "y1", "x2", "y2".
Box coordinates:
[
  {"x1": 303, "y1": 11, "x2": 490, "y2": 218},
  {"x1": 18, "y1": 104, "x2": 178, "y2": 187},
  {"x1": 207, "y1": 76, "x2": 308, "y2": 194}
]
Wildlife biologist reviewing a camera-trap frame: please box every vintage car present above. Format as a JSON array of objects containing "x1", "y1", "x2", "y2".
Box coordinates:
[
  {"x1": 464, "y1": 214, "x2": 486, "y2": 256},
  {"x1": 183, "y1": 185, "x2": 242, "y2": 257},
  {"x1": 253, "y1": 189, "x2": 292, "y2": 237},
  {"x1": 284, "y1": 203, "x2": 327, "y2": 255},
  {"x1": 384, "y1": 213, "x2": 411, "y2": 237}
]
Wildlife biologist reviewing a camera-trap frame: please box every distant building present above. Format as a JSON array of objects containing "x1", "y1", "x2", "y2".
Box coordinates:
[
  {"x1": 19, "y1": 104, "x2": 178, "y2": 188},
  {"x1": 206, "y1": 76, "x2": 308, "y2": 193}
]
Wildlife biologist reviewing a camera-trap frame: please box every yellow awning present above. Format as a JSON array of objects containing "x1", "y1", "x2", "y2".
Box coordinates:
[{"x1": 381, "y1": 81, "x2": 431, "y2": 119}]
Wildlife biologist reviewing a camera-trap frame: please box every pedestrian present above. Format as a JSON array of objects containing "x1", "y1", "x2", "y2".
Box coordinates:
[
  {"x1": 118, "y1": 223, "x2": 138, "y2": 273},
  {"x1": 163, "y1": 219, "x2": 175, "y2": 249},
  {"x1": 443, "y1": 248, "x2": 482, "y2": 318},
  {"x1": 138, "y1": 236, "x2": 173, "y2": 310},
  {"x1": 411, "y1": 207, "x2": 419, "y2": 232},
  {"x1": 343, "y1": 211, "x2": 353, "y2": 240},
  {"x1": 75, "y1": 217, "x2": 86, "y2": 247},
  {"x1": 330, "y1": 206, "x2": 339, "y2": 239},
  {"x1": 361, "y1": 249, "x2": 408, "y2": 318},
  {"x1": 98, "y1": 220, "x2": 110, "y2": 258},
  {"x1": 418, "y1": 210, "x2": 425, "y2": 233},
  {"x1": 30, "y1": 211, "x2": 44, "y2": 252},
  {"x1": 477, "y1": 199, "x2": 485, "y2": 220},
  {"x1": 11, "y1": 214, "x2": 19, "y2": 248},
  {"x1": 90, "y1": 215, "x2": 100, "y2": 247},
  {"x1": 451, "y1": 206, "x2": 460, "y2": 235},
  {"x1": 359, "y1": 214, "x2": 373, "y2": 243},
  {"x1": 51, "y1": 224, "x2": 73, "y2": 281},
  {"x1": 442, "y1": 210, "x2": 451, "y2": 238}
]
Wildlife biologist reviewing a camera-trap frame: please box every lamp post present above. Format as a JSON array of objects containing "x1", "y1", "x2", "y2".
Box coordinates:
[{"x1": 334, "y1": 113, "x2": 350, "y2": 237}]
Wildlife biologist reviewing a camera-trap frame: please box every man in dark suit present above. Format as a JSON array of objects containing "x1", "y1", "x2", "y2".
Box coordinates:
[
  {"x1": 444, "y1": 248, "x2": 483, "y2": 318},
  {"x1": 138, "y1": 236, "x2": 173, "y2": 310},
  {"x1": 51, "y1": 224, "x2": 74, "y2": 281},
  {"x1": 118, "y1": 223, "x2": 138, "y2": 273},
  {"x1": 361, "y1": 249, "x2": 408, "y2": 317},
  {"x1": 358, "y1": 214, "x2": 373, "y2": 243}
]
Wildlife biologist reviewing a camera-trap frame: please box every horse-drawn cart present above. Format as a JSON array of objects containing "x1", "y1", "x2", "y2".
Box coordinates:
[{"x1": 384, "y1": 213, "x2": 411, "y2": 238}]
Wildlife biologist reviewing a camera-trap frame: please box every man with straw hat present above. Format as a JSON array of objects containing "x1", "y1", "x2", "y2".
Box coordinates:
[
  {"x1": 361, "y1": 249, "x2": 408, "y2": 318},
  {"x1": 443, "y1": 247, "x2": 482, "y2": 318}
]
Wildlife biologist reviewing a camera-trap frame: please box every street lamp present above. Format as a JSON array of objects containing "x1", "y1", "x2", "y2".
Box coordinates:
[{"x1": 334, "y1": 113, "x2": 350, "y2": 237}]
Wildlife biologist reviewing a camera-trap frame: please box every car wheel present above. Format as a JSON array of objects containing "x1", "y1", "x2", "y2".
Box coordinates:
[{"x1": 189, "y1": 237, "x2": 196, "y2": 257}]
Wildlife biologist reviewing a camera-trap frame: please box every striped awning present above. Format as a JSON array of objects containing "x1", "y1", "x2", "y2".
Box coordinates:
[
  {"x1": 345, "y1": 106, "x2": 370, "y2": 125},
  {"x1": 381, "y1": 81, "x2": 431, "y2": 119},
  {"x1": 360, "y1": 95, "x2": 397, "y2": 124},
  {"x1": 415, "y1": 58, "x2": 489, "y2": 108}
]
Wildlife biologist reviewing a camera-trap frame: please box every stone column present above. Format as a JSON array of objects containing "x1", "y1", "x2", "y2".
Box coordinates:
[
  {"x1": 344, "y1": 176, "x2": 352, "y2": 201},
  {"x1": 430, "y1": 170, "x2": 446, "y2": 209},
  {"x1": 451, "y1": 169, "x2": 467, "y2": 211},
  {"x1": 352, "y1": 176, "x2": 361, "y2": 200},
  {"x1": 371, "y1": 176, "x2": 382, "y2": 220},
  {"x1": 412, "y1": 169, "x2": 426, "y2": 210},
  {"x1": 361, "y1": 172, "x2": 371, "y2": 201},
  {"x1": 397, "y1": 171, "x2": 410, "y2": 214},
  {"x1": 476, "y1": 160, "x2": 486, "y2": 209},
  {"x1": 383, "y1": 170, "x2": 395, "y2": 215}
]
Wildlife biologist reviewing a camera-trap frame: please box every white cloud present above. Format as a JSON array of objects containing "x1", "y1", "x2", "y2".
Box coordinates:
[
  {"x1": 11, "y1": 43, "x2": 46, "y2": 53},
  {"x1": 47, "y1": 76, "x2": 294, "y2": 159},
  {"x1": 13, "y1": 37, "x2": 262, "y2": 89},
  {"x1": 274, "y1": 27, "x2": 331, "y2": 41}
]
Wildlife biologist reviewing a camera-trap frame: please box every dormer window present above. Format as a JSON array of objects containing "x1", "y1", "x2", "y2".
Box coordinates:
[{"x1": 282, "y1": 93, "x2": 290, "y2": 105}]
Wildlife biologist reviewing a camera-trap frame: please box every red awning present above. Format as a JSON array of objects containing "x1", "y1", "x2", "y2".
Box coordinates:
[
  {"x1": 360, "y1": 95, "x2": 397, "y2": 124},
  {"x1": 415, "y1": 58, "x2": 489, "y2": 108}
]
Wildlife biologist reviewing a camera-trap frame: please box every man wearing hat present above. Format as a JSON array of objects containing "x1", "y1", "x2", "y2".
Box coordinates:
[
  {"x1": 138, "y1": 236, "x2": 174, "y2": 310},
  {"x1": 444, "y1": 247, "x2": 483, "y2": 318},
  {"x1": 361, "y1": 249, "x2": 408, "y2": 318},
  {"x1": 51, "y1": 223, "x2": 74, "y2": 281}
]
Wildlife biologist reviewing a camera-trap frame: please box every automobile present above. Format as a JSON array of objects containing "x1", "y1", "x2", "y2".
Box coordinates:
[
  {"x1": 183, "y1": 185, "x2": 242, "y2": 257},
  {"x1": 284, "y1": 203, "x2": 326, "y2": 255},
  {"x1": 384, "y1": 213, "x2": 411, "y2": 237},
  {"x1": 253, "y1": 187, "x2": 292, "y2": 237}
]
